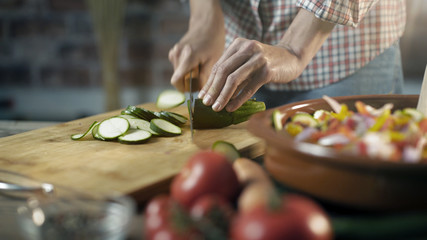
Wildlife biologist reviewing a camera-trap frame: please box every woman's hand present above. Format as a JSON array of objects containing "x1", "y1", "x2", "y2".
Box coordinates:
[
  {"x1": 198, "y1": 8, "x2": 335, "y2": 112},
  {"x1": 198, "y1": 39, "x2": 303, "y2": 112},
  {"x1": 169, "y1": 0, "x2": 225, "y2": 92}
]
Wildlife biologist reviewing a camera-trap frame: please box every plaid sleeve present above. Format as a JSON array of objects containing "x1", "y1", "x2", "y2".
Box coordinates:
[{"x1": 296, "y1": 0, "x2": 379, "y2": 27}]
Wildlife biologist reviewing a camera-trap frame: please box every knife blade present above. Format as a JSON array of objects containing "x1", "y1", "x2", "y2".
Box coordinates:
[
  {"x1": 189, "y1": 70, "x2": 195, "y2": 139},
  {"x1": 185, "y1": 66, "x2": 199, "y2": 140}
]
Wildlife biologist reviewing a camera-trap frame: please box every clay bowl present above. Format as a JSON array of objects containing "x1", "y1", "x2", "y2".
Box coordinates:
[{"x1": 248, "y1": 94, "x2": 427, "y2": 211}]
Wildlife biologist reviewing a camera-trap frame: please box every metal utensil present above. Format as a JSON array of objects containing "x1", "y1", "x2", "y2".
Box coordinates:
[
  {"x1": 416, "y1": 65, "x2": 427, "y2": 115},
  {"x1": 185, "y1": 66, "x2": 200, "y2": 140}
]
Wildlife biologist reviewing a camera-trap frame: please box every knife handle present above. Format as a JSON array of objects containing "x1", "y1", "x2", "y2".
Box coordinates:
[{"x1": 184, "y1": 66, "x2": 200, "y2": 92}]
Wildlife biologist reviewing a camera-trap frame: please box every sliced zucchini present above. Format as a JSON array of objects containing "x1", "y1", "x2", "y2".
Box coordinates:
[
  {"x1": 126, "y1": 105, "x2": 157, "y2": 121},
  {"x1": 156, "y1": 89, "x2": 186, "y2": 109},
  {"x1": 212, "y1": 140, "x2": 240, "y2": 163},
  {"x1": 117, "y1": 114, "x2": 137, "y2": 120},
  {"x1": 118, "y1": 129, "x2": 151, "y2": 144},
  {"x1": 158, "y1": 111, "x2": 187, "y2": 126},
  {"x1": 150, "y1": 118, "x2": 182, "y2": 137},
  {"x1": 403, "y1": 108, "x2": 424, "y2": 122},
  {"x1": 291, "y1": 112, "x2": 318, "y2": 127},
  {"x1": 163, "y1": 111, "x2": 187, "y2": 125},
  {"x1": 97, "y1": 117, "x2": 130, "y2": 140},
  {"x1": 71, "y1": 121, "x2": 98, "y2": 140},
  {"x1": 271, "y1": 110, "x2": 285, "y2": 131},
  {"x1": 91, "y1": 122, "x2": 105, "y2": 140},
  {"x1": 128, "y1": 118, "x2": 159, "y2": 135}
]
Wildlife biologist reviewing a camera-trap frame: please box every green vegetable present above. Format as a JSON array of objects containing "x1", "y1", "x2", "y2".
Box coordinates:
[
  {"x1": 118, "y1": 129, "x2": 151, "y2": 144},
  {"x1": 192, "y1": 99, "x2": 266, "y2": 129},
  {"x1": 156, "y1": 89, "x2": 186, "y2": 109},
  {"x1": 212, "y1": 140, "x2": 240, "y2": 163},
  {"x1": 150, "y1": 118, "x2": 182, "y2": 137}
]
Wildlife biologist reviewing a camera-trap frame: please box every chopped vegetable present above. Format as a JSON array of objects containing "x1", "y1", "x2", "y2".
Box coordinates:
[
  {"x1": 193, "y1": 98, "x2": 266, "y2": 129},
  {"x1": 279, "y1": 96, "x2": 427, "y2": 163},
  {"x1": 156, "y1": 89, "x2": 186, "y2": 109}
]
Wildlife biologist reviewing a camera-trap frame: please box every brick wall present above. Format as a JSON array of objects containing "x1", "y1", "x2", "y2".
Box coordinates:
[{"x1": 0, "y1": 0, "x2": 190, "y2": 120}]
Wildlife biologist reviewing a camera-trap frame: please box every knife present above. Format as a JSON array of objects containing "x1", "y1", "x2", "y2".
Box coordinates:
[{"x1": 185, "y1": 66, "x2": 199, "y2": 140}]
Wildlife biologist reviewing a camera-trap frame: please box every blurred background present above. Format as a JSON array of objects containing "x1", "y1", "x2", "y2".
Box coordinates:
[{"x1": 0, "y1": 0, "x2": 426, "y2": 122}]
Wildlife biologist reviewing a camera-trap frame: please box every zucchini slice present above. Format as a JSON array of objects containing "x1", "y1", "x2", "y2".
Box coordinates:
[
  {"x1": 156, "y1": 89, "x2": 186, "y2": 109},
  {"x1": 271, "y1": 110, "x2": 285, "y2": 131},
  {"x1": 150, "y1": 118, "x2": 182, "y2": 137},
  {"x1": 158, "y1": 111, "x2": 187, "y2": 126},
  {"x1": 118, "y1": 129, "x2": 151, "y2": 144},
  {"x1": 71, "y1": 121, "x2": 98, "y2": 140},
  {"x1": 98, "y1": 117, "x2": 130, "y2": 140},
  {"x1": 128, "y1": 118, "x2": 159, "y2": 136},
  {"x1": 212, "y1": 140, "x2": 240, "y2": 163},
  {"x1": 91, "y1": 122, "x2": 105, "y2": 140}
]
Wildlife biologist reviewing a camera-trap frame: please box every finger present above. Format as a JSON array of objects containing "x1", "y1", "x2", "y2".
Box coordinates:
[
  {"x1": 198, "y1": 39, "x2": 242, "y2": 99},
  {"x1": 226, "y1": 77, "x2": 263, "y2": 112},
  {"x1": 210, "y1": 53, "x2": 265, "y2": 111},
  {"x1": 168, "y1": 44, "x2": 181, "y2": 69},
  {"x1": 170, "y1": 45, "x2": 194, "y2": 92},
  {"x1": 202, "y1": 49, "x2": 253, "y2": 107}
]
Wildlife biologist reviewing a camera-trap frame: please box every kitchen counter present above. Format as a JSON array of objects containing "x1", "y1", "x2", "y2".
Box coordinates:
[{"x1": 0, "y1": 120, "x2": 63, "y2": 138}]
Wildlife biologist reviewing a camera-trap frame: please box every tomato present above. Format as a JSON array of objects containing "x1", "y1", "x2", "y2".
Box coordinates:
[
  {"x1": 144, "y1": 195, "x2": 201, "y2": 240},
  {"x1": 170, "y1": 150, "x2": 240, "y2": 208},
  {"x1": 189, "y1": 194, "x2": 235, "y2": 236},
  {"x1": 231, "y1": 194, "x2": 333, "y2": 240}
]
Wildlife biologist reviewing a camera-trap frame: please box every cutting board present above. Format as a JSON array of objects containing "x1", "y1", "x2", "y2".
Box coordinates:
[{"x1": 0, "y1": 103, "x2": 264, "y2": 204}]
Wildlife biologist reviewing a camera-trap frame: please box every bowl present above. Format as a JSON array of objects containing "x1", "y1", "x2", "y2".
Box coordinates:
[{"x1": 247, "y1": 94, "x2": 427, "y2": 211}]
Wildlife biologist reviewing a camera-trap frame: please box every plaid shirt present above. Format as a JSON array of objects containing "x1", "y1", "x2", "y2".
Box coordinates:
[{"x1": 221, "y1": 0, "x2": 406, "y2": 91}]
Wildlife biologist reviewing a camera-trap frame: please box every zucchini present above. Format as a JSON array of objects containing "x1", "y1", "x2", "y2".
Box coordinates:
[
  {"x1": 97, "y1": 117, "x2": 130, "y2": 140},
  {"x1": 156, "y1": 89, "x2": 186, "y2": 109},
  {"x1": 212, "y1": 140, "x2": 240, "y2": 163},
  {"x1": 128, "y1": 118, "x2": 159, "y2": 136},
  {"x1": 71, "y1": 121, "x2": 98, "y2": 140},
  {"x1": 158, "y1": 111, "x2": 187, "y2": 126},
  {"x1": 271, "y1": 110, "x2": 285, "y2": 131},
  {"x1": 118, "y1": 129, "x2": 151, "y2": 144},
  {"x1": 126, "y1": 105, "x2": 157, "y2": 121},
  {"x1": 91, "y1": 122, "x2": 105, "y2": 140},
  {"x1": 192, "y1": 98, "x2": 266, "y2": 129},
  {"x1": 291, "y1": 112, "x2": 318, "y2": 127},
  {"x1": 150, "y1": 118, "x2": 182, "y2": 137}
]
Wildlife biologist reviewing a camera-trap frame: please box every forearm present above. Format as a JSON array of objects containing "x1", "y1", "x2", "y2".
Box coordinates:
[
  {"x1": 189, "y1": 0, "x2": 224, "y2": 31},
  {"x1": 277, "y1": 8, "x2": 335, "y2": 71}
]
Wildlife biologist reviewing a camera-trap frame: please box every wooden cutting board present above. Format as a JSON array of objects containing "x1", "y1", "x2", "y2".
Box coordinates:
[{"x1": 0, "y1": 103, "x2": 264, "y2": 204}]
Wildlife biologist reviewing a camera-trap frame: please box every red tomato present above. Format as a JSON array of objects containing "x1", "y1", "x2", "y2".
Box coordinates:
[
  {"x1": 144, "y1": 195, "x2": 200, "y2": 240},
  {"x1": 189, "y1": 194, "x2": 235, "y2": 236},
  {"x1": 170, "y1": 150, "x2": 240, "y2": 208},
  {"x1": 231, "y1": 194, "x2": 333, "y2": 240}
]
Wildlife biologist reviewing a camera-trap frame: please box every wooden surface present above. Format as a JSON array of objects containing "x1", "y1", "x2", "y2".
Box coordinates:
[{"x1": 0, "y1": 103, "x2": 264, "y2": 204}]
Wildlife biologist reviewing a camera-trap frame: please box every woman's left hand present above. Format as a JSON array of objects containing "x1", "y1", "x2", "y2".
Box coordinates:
[{"x1": 198, "y1": 38, "x2": 303, "y2": 112}]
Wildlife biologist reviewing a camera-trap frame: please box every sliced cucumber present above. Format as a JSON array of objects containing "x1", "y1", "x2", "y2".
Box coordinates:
[
  {"x1": 271, "y1": 110, "x2": 285, "y2": 131},
  {"x1": 71, "y1": 121, "x2": 98, "y2": 140},
  {"x1": 212, "y1": 140, "x2": 240, "y2": 163},
  {"x1": 98, "y1": 117, "x2": 130, "y2": 140},
  {"x1": 118, "y1": 129, "x2": 151, "y2": 144},
  {"x1": 150, "y1": 118, "x2": 182, "y2": 137},
  {"x1": 156, "y1": 89, "x2": 186, "y2": 109}
]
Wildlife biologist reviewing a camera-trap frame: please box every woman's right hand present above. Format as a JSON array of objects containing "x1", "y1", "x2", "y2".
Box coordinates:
[{"x1": 168, "y1": 0, "x2": 225, "y2": 92}]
